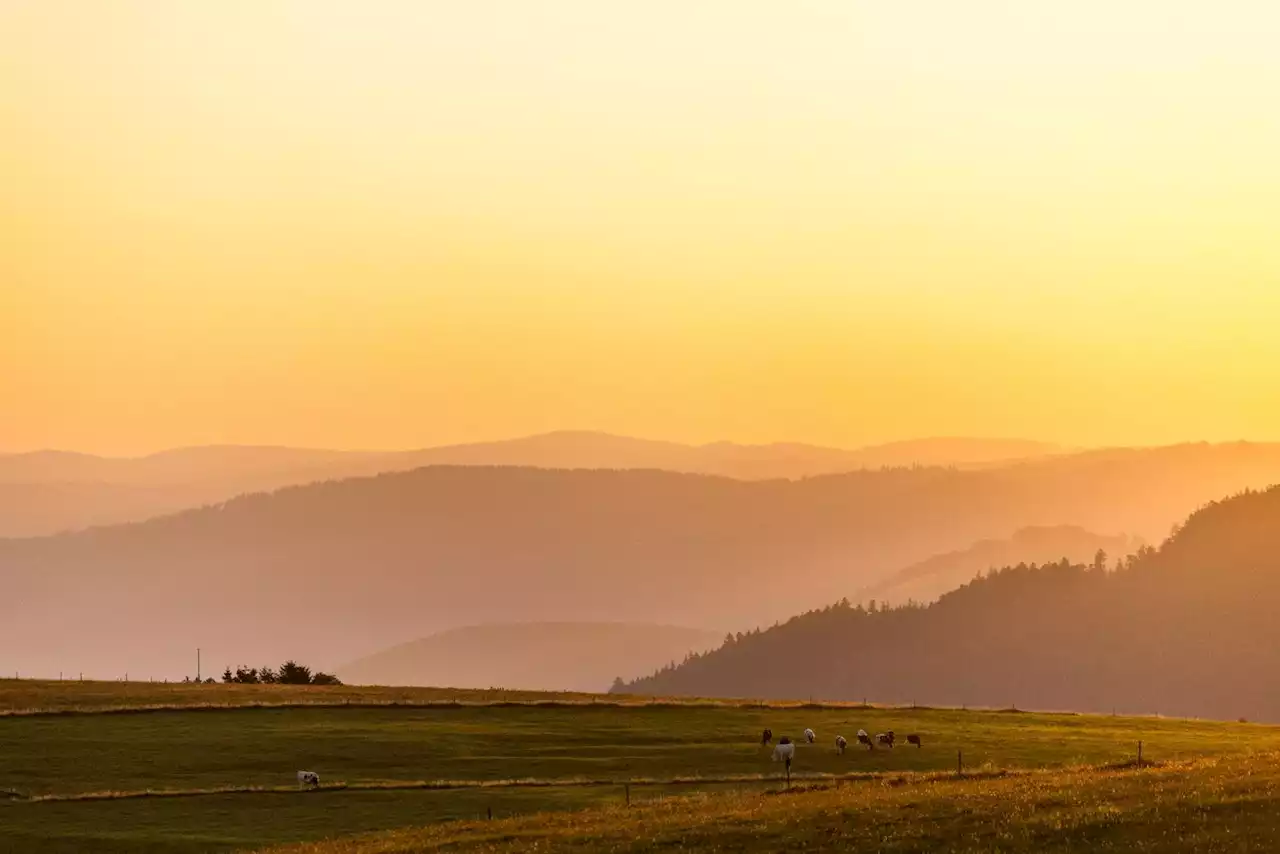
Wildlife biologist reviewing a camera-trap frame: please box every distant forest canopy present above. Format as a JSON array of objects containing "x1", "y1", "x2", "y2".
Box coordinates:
[
  {"x1": 618, "y1": 486, "x2": 1280, "y2": 723},
  {"x1": 855, "y1": 525, "x2": 1142, "y2": 606},
  {"x1": 5, "y1": 450, "x2": 1280, "y2": 681}
]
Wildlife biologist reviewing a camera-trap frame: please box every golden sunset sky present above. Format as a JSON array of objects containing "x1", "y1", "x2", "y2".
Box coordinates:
[{"x1": 4, "y1": 1, "x2": 1279, "y2": 454}]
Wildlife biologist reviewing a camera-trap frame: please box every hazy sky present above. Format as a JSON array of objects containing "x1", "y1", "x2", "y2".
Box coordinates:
[{"x1": 4, "y1": 1, "x2": 1280, "y2": 455}]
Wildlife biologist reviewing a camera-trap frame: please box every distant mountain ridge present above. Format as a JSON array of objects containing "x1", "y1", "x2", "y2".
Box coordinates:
[
  {"x1": 6, "y1": 445, "x2": 1280, "y2": 681},
  {"x1": 618, "y1": 486, "x2": 1280, "y2": 722},
  {"x1": 0, "y1": 431, "x2": 1063, "y2": 537},
  {"x1": 0, "y1": 432, "x2": 1063, "y2": 484},
  {"x1": 339, "y1": 622, "x2": 722, "y2": 692}
]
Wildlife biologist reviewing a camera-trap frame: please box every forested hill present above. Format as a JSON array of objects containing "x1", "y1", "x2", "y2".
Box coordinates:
[
  {"x1": 855, "y1": 525, "x2": 1141, "y2": 606},
  {"x1": 4, "y1": 453, "x2": 1280, "y2": 682},
  {"x1": 618, "y1": 487, "x2": 1280, "y2": 723},
  {"x1": 0, "y1": 433, "x2": 1057, "y2": 537}
]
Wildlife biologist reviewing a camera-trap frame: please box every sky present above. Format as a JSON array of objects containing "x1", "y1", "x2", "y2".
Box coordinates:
[{"x1": 4, "y1": 0, "x2": 1280, "y2": 455}]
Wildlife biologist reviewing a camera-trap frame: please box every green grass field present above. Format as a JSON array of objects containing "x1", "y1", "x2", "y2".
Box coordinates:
[
  {"x1": 2, "y1": 680, "x2": 1278, "y2": 852},
  {"x1": 0, "y1": 679, "x2": 607, "y2": 715},
  {"x1": 266, "y1": 753, "x2": 1280, "y2": 853}
]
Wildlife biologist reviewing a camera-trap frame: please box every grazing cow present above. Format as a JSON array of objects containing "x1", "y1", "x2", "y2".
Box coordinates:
[
  {"x1": 857, "y1": 729, "x2": 874, "y2": 750},
  {"x1": 907, "y1": 734, "x2": 922, "y2": 748},
  {"x1": 804, "y1": 728, "x2": 816, "y2": 744},
  {"x1": 876, "y1": 731, "x2": 896, "y2": 748},
  {"x1": 761, "y1": 728, "x2": 773, "y2": 747},
  {"x1": 297, "y1": 771, "x2": 320, "y2": 788},
  {"x1": 835, "y1": 735, "x2": 848, "y2": 755},
  {"x1": 772, "y1": 736, "x2": 795, "y2": 769}
]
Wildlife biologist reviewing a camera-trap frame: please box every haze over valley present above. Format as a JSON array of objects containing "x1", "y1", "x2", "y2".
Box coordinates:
[
  {"x1": 6, "y1": 438, "x2": 1280, "y2": 691},
  {"x1": 338, "y1": 622, "x2": 723, "y2": 693},
  {"x1": 11, "y1": 4, "x2": 1280, "y2": 851},
  {"x1": 622, "y1": 486, "x2": 1280, "y2": 722},
  {"x1": 8, "y1": 1, "x2": 1280, "y2": 705}
]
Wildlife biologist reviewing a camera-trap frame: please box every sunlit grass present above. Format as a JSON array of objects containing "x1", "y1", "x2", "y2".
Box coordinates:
[
  {"x1": 262, "y1": 753, "x2": 1280, "y2": 853},
  {"x1": 2, "y1": 683, "x2": 1278, "y2": 851}
]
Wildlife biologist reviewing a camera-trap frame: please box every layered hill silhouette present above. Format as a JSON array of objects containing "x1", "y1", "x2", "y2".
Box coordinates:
[
  {"x1": 339, "y1": 622, "x2": 721, "y2": 692},
  {"x1": 4, "y1": 447, "x2": 1280, "y2": 682},
  {"x1": 618, "y1": 486, "x2": 1280, "y2": 722},
  {"x1": 0, "y1": 433, "x2": 1058, "y2": 537},
  {"x1": 859, "y1": 526, "x2": 1142, "y2": 606}
]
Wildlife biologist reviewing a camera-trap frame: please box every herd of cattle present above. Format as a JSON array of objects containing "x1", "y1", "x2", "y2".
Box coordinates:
[
  {"x1": 762, "y1": 727, "x2": 923, "y2": 768},
  {"x1": 295, "y1": 725, "x2": 926, "y2": 789}
]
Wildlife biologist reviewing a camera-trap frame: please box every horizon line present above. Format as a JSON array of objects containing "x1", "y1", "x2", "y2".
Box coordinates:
[{"x1": 0, "y1": 430, "x2": 1092, "y2": 460}]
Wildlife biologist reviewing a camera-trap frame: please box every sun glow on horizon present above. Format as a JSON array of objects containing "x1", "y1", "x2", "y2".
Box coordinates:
[{"x1": 5, "y1": 1, "x2": 1280, "y2": 454}]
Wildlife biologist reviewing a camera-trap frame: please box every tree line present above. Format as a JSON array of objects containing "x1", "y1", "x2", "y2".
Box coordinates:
[
  {"x1": 222, "y1": 660, "x2": 341, "y2": 685},
  {"x1": 617, "y1": 487, "x2": 1280, "y2": 723}
]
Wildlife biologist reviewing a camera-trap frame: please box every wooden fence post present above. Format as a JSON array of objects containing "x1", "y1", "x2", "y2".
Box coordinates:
[
  {"x1": 1138, "y1": 741, "x2": 1143, "y2": 766},
  {"x1": 625, "y1": 784, "x2": 631, "y2": 806}
]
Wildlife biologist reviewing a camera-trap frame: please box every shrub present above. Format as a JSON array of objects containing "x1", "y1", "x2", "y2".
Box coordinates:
[{"x1": 222, "y1": 661, "x2": 340, "y2": 685}]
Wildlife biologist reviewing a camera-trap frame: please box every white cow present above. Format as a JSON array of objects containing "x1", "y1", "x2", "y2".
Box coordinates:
[
  {"x1": 772, "y1": 736, "x2": 796, "y2": 766},
  {"x1": 804, "y1": 728, "x2": 816, "y2": 744},
  {"x1": 297, "y1": 771, "x2": 320, "y2": 788},
  {"x1": 835, "y1": 735, "x2": 848, "y2": 754}
]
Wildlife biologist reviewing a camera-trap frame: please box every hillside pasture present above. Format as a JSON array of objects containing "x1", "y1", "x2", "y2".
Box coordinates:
[
  {"x1": 1, "y1": 683, "x2": 1277, "y2": 852},
  {"x1": 266, "y1": 751, "x2": 1280, "y2": 853}
]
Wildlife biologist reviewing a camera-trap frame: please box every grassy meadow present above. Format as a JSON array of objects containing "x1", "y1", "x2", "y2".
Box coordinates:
[
  {"x1": 2, "y1": 681, "x2": 1279, "y2": 852},
  {"x1": 267, "y1": 752, "x2": 1280, "y2": 853},
  {"x1": 0, "y1": 679, "x2": 605, "y2": 715}
]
